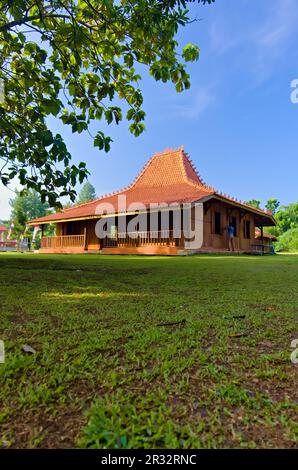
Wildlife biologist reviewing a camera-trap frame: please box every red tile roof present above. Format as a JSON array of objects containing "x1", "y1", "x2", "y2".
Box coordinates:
[
  {"x1": 0, "y1": 225, "x2": 8, "y2": 232},
  {"x1": 29, "y1": 147, "x2": 274, "y2": 224}
]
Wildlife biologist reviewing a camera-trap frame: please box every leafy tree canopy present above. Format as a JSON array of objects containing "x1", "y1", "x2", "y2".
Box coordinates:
[
  {"x1": 0, "y1": 0, "x2": 214, "y2": 207},
  {"x1": 9, "y1": 189, "x2": 50, "y2": 237},
  {"x1": 274, "y1": 227, "x2": 298, "y2": 252},
  {"x1": 273, "y1": 202, "x2": 298, "y2": 237},
  {"x1": 246, "y1": 199, "x2": 261, "y2": 209},
  {"x1": 265, "y1": 198, "x2": 280, "y2": 215},
  {"x1": 245, "y1": 197, "x2": 298, "y2": 250},
  {"x1": 77, "y1": 180, "x2": 96, "y2": 204}
]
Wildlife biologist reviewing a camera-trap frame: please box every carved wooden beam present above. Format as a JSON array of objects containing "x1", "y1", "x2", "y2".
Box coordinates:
[{"x1": 204, "y1": 202, "x2": 212, "y2": 214}]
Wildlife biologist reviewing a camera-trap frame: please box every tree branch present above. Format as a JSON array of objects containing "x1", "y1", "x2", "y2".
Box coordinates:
[{"x1": 0, "y1": 13, "x2": 69, "y2": 32}]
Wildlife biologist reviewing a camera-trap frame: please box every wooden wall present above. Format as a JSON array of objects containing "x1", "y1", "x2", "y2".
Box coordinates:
[
  {"x1": 56, "y1": 219, "x2": 100, "y2": 250},
  {"x1": 53, "y1": 201, "x2": 257, "y2": 254},
  {"x1": 203, "y1": 201, "x2": 255, "y2": 251}
]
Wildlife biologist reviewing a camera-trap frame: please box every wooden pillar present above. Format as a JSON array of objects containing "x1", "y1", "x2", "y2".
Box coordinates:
[
  {"x1": 84, "y1": 226, "x2": 87, "y2": 250},
  {"x1": 261, "y1": 226, "x2": 264, "y2": 255},
  {"x1": 180, "y1": 205, "x2": 184, "y2": 248}
]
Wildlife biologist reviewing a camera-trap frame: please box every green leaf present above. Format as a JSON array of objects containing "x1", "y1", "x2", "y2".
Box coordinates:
[
  {"x1": 39, "y1": 130, "x2": 54, "y2": 147},
  {"x1": 42, "y1": 99, "x2": 61, "y2": 117},
  {"x1": 182, "y1": 44, "x2": 200, "y2": 62},
  {"x1": 18, "y1": 32, "x2": 26, "y2": 44},
  {"x1": 94, "y1": 132, "x2": 105, "y2": 150}
]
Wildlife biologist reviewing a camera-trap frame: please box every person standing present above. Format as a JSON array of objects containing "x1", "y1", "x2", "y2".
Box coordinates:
[{"x1": 227, "y1": 222, "x2": 235, "y2": 251}]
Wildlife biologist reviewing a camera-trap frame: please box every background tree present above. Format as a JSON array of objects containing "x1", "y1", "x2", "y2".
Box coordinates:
[
  {"x1": 77, "y1": 181, "x2": 96, "y2": 204},
  {"x1": 0, "y1": 0, "x2": 214, "y2": 207},
  {"x1": 63, "y1": 200, "x2": 73, "y2": 209},
  {"x1": 274, "y1": 227, "x2": 298, "y2": 252},
  {"x1": 9, "y1": 189, "x2": 50, "y2": 239},
  {"x1": 265, "y1": 201, "x2": 298, "y2": 251},
  {"x1": 273, "y1": 202, "x2": 298, "y2": 236},
  {"x1": 265, "y1": 198, "x2": 280, "y2": 215},
  {"x1": 246, "y1": 199, "x2": 261, "y2": 209},
  {"x1": 245, "y1": 196, "x2": 298, "y2": 251}
]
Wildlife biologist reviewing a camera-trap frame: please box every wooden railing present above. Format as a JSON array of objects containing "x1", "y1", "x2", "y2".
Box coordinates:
[
  {"x1": 41, "y1": 234, "x2": 86, "y2": 249},
  {"x1": 251, "y1": 242, "x2": 274, "y2": 254},
  {"x1": 102, "y1": 230, "x2": 183, "y2": 248}
]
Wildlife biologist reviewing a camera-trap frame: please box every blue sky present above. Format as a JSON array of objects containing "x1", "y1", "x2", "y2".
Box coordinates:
[{"x1": 1, "y1": 0, "x2": 298, "y2": 219}]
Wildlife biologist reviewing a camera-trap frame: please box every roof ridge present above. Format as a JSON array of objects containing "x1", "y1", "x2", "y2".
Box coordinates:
[
  {"x1": 152, "y1": 146, "x2": 184, "y2": 158},
  {"x1": 180, "y1": 150, "x2": 188, "y2": 183},
  {"x1": 180, "y1": 150, "x2": 215, "y2": 191},
  {"x1": 129, "y1": 146, "x2": 184, "y2": 190},
  {"x1": 186, "y1": 179, "x2": 215, "y2": 192},
  {"x1": 63, "y1": 147, "x2": 213, "y2": 214},
  {"x1": 60, "y1": 148, "x2": 184, "y2": 214}
]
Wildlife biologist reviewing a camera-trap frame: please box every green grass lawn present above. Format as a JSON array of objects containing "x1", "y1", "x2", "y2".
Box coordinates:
[{"x1": 0, "y1": 253, "x2": 297, "y2": 448}]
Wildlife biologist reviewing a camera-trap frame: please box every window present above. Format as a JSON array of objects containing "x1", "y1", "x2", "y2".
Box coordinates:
[
  {"x1": 66, "y1": 222, "x2": 74, "y2": 235},
  {"x1": 230, "y1": 216, "x2": 237, "y2": 236},
  {"x1": 214, "y1": 211, "x2": 221, "y2": 235},
  {"x1": 244, "y1": 220, "x2": 251, "y2": 239}
]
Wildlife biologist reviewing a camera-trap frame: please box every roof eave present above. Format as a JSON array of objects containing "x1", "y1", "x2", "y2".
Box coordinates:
[
  {"x1": 27, "y1": 202, "x2": 188, "y2": 226},
  {"x1": 199, "y1": 194, "x2": 276, "y2": 226}
]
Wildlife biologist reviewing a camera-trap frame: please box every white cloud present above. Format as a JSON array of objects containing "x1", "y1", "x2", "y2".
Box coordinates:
[
  {"x1": 251, "y1": 0, "x2": 298, "y2": 84},
  {"x1": 170, "y1": 86, "x2": 216, "y2": 119},
  {"x1": 208, "y1": 20, "x2": 237, "y2": 56},
  {"x1": 207, "y1": 0, "x2": 298, "y2": 86}
]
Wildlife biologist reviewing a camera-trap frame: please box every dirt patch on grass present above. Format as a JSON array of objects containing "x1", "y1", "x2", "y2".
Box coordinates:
[
  {"x1": 1, "y1": 405, "x2": 86, "y2": 448},
  {"x1": 9, "y1": 309, "x2": 31, "y2": 326}
]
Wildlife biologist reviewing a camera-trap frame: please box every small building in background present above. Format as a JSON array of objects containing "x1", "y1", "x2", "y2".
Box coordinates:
[
  {"x1": 0, "y1": 225, "x2": 18, "y2": 251},
  {"x1": 253, "y1": 229, "x2": 277, "y2": 254},
  {"x1": 0, "y1": 225, "x2": 8, "y2": 241}
]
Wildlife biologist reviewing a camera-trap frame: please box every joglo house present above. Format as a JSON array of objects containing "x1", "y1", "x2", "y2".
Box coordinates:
[{"x1": 29, "y1": 147, "x2": 276, "y2": 255}]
